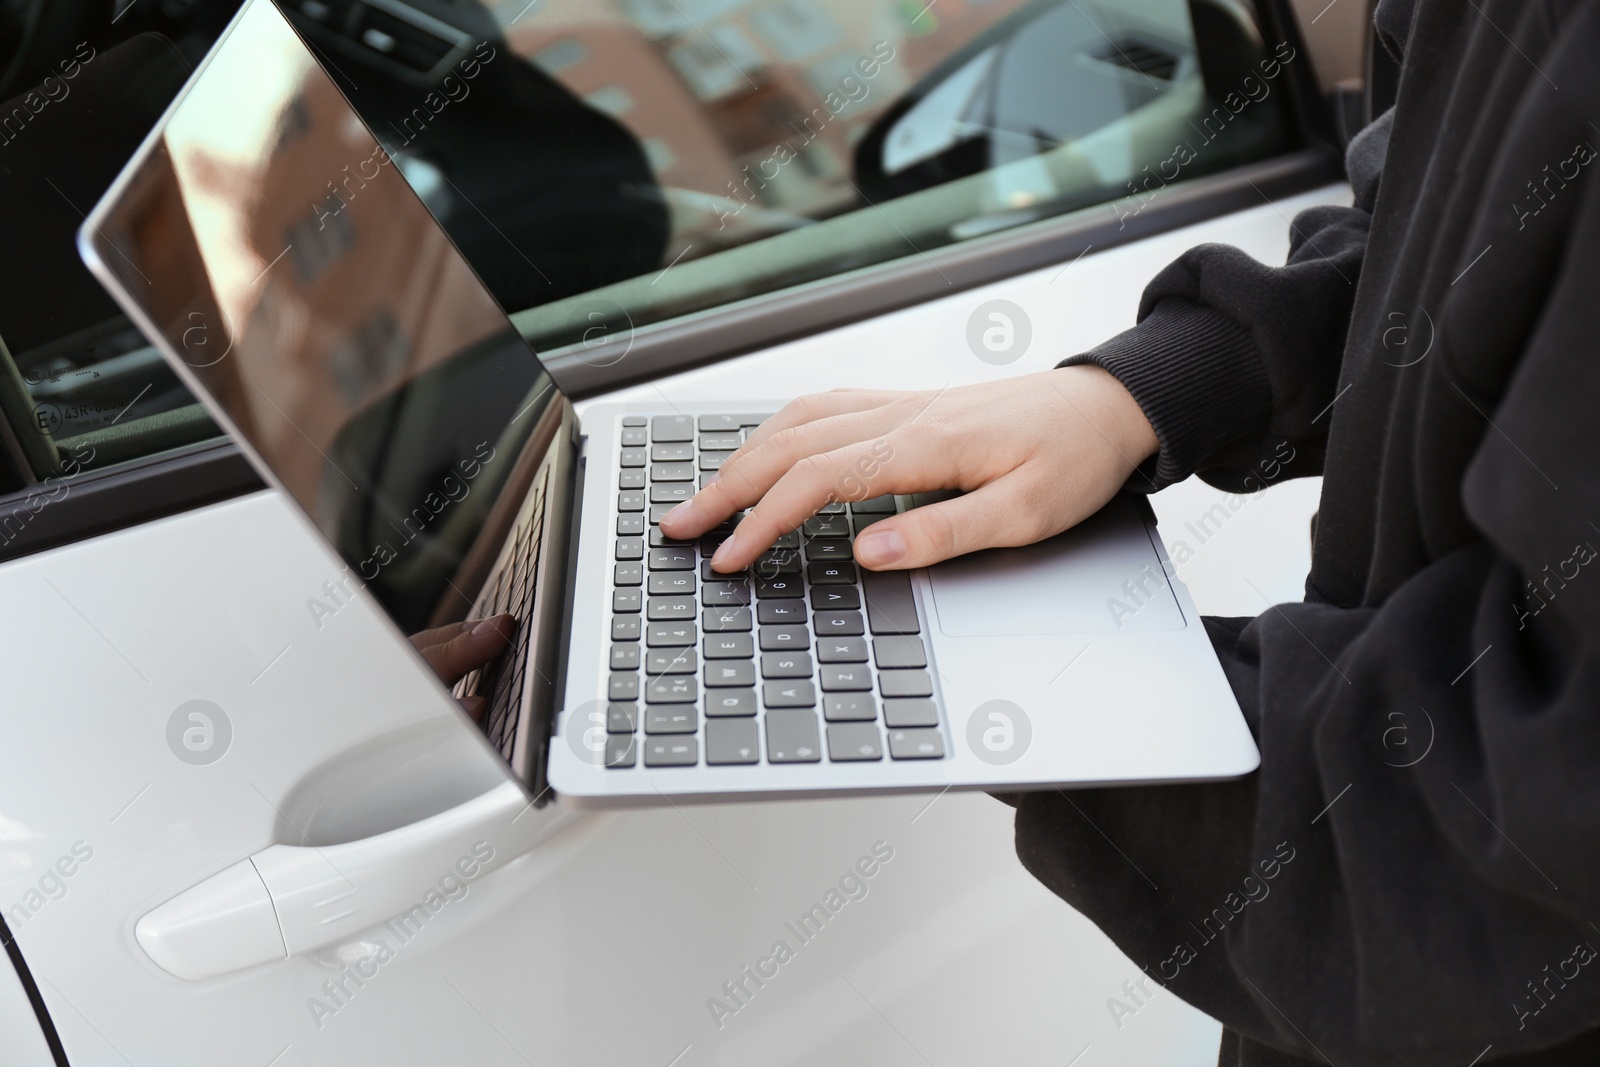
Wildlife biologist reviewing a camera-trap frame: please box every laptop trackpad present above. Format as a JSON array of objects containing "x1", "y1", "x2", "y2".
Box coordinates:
[{"x1": 923, "y1": 495, "x2": 1185, "y2": 636}]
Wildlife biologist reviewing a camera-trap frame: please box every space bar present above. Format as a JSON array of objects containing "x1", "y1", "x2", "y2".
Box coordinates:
[{"x1": 861, "y1": 571, "x2": 919, "y2": 634}]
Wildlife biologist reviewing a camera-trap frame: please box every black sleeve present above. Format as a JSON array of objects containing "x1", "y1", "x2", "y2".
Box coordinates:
[
  {"x1": 1014, "y1": 168, "x2": 1600, "y2": 1065},
  {"x1": 1061, "y1": 112, "x2": 1391, "y2": 494}
]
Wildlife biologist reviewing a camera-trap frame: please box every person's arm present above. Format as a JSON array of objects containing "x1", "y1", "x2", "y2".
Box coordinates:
[
  {"x1": 1017, "y1": 167, "x2": 1600, "y2": 1064},
  {"x1": 1064, "y1": 110, "x2": 1391, "y2": 494}
]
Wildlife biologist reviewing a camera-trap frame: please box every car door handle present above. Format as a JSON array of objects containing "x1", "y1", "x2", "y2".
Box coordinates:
[{"x1": 135, "y1": 782, "x2": 567, "y2": 980}]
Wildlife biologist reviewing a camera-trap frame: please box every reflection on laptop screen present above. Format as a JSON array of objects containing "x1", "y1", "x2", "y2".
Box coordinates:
[{"x1": 82, "y1": 0, "x2": 562, "y2": 633}]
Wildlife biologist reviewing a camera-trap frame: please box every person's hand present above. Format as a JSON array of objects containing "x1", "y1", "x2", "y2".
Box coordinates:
[
  {"x1": 658, "y1": 365, "x2": 1158, "y2": 573},
  {"x1": 410, "y1": 614, "x2": 515, "y2": 720}
]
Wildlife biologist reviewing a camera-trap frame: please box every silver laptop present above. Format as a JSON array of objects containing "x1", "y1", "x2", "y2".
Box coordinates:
[{"x1": 79, "y1": 0, "x2": 1258, "y2": 808}]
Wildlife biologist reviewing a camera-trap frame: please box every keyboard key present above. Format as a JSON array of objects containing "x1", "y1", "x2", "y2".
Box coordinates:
[
  {"x1": 645, "y1": 675, "x2": 696, "y2": 703},
  {"x1": 816, "y1": 636, "x2": 867, "y2": 663},
  {"x1": 810, "y1": 587, "x2": 860, "y2": 611},
  {"x1": 645, "y1": 648, "x2": 696, "y2": 674},
  {"x1": 879, "y1": 670, "x2": 933, "y2": 698},
  {"x1": 736, "y1": 413, "x2": 772, "y2": 426},
  {"x1": 650, "y1": 528, "x2": 693, "y2": 547},
  {"x1": 620, "y1": 427, "x2": 648, "y2": 447},
  {"x1": 698, "y1": 452, "x2": 727, "y2": 472},
  {"x1": 755, "y1": 575, "x2": 803, "y2": 599},
  {"x1": 757, "y1": 601, "x2": 807, "y2": 625},
  {"x1": 808, "y1": 562, "x2": 857, "y2": 585},
  {"x1": 647, "y1": 598, "x2": 696, "y2": 621},
  {"x1": 852, "y1": 495, "x2": 897, "y2": 513},
  {"x1": 614, "y1": 562, "x2": 643, "y2": 586},
  {"x1": 820, "y1": 665, "x2": 871, "y2": 691},
  {"x1": 620, "y1": 447, "x2": 646, "y2": 468},
  {"x1": 701, "y1": 560, "x2": 746, "y2": 581},
  {"x1": 705, "y1": 660, "x2": 757, "y2": 687},
  {"x1": 759, "y1": 624, "x2": 810, "y2": 651},
  {"x1": 852, "y1": 513, "x2": 888, "y2": 535},
  {"x1": 883, "y1": 698, "x2": 939, "y2": 728},
  {"x1": 703, "y1": 607, "x2": 753, "y2": 632},
  {"x1": 698, "y1": 414, "x2": 743, "y2": 432},
  {"x1": 617, "y1": 515, "x2": 644, "y2": 537},
  {"x1": 699, "y1": 431, "x2": 741, "y2": 450},
  {"x1": 706, "y1": 719, "x2": 760, "y2": 764},
  {"x1": 613, "y1": 589, "x2": 642, "y2": 613},
  {"x1": 650, "y1": 483, "x2": 694, "y2": 504},
  {"x1": 813, "y1": 611, "x2": 865, "y2": 636},
  {"x1": 619, "y1": 470, "x2": 646, "y2": 490},
  {"x1": 763, "y1": 679, "x2": 816, "y2": 707},
  {"x1": 604, "y1": 734, "x2": 636, "y2": 768},
  {"x1": 648, "y1": 547, "x2": 695, "y2": 571},
  {"x1": 649, "y1": 504, "x2": 681, "y2": 524},
  {"x1": 617, "y1": 491, "x2": 645, "y2": 512},
  {"x1": 702, "y1": 583, "x2": 751, "y2": 607},
  {"x1": 615, "y1": 538, "x2": 644, "y2": 561},
  {"x1": 803, "y1": 515, "x2": 849, "y2": 538},
  {"x1": 765, "y1": 708, "x2": 821, "y2": 762},
  {"x1": 824, "y1": 694, "x2": 877, "y2": 722},
  {"x1": 888, "y1": 729, "x2": 944, "y2": 760},
  {"x1": 873, "y1": 636, "x2": 926, "y2": 669},
  {"x1": 862, "y1": 571, "x2": 920, "y2": 635},
  {"x1": 705, "y1": 689, "x2": 757, "y2": 717},
  {"x1": 804, "y1": 539, "x2": 851, "y2": 561},
  {"x1": 649, "y1": 573, "x2": 696, "y2": 596},
  {"x1": 651, "y1": 462, "x2": 695, "y2": 482},
  {"x1": 610, "y1": 645, "x2": 641, "y2": 670},
  {"x1": 645, "y1": 706, "x2": 696, "y2": 734},
  {"x1": 704, "y1": 633, "x2": 754, "y2": 658},
  {"x1": 827, "y1": 723, "x2": 883, "y2": 761},
  {"x1": 817, "y1": 501, "x2": 846, "y2": 514},
  {"x1": 644, "y1": 737, "x2": 697, "y2": 766},
  {"x1": 609, "y1": 673, "x2": 639, "y2": 701},
  {"x1": 753, "y1": 549, "x2": 802, "y2": 575},
  {"x1": 646, "y1": 622, "x2": 695, "y2": 647},
  {"x1": 607, "y1": 703, "x2": 638, "y2": 733},
  {"x1": 650, "y1": 443, "x2": 693, "y2": 462},
  {"x1": 761, "y1": 652, "x2": 813, "y2": 678},
  {"x1": 612, "y1": 617, "x2": 642, "y2": 641},
  {"x1": 651, "y1": 415, "x2": 694, "y2": 442},
  {"x1": 622, "y1": 416, "x2": 647, "y2": 427}
]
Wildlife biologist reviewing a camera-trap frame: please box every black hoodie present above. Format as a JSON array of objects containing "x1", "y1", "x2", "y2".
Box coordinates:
[{"x1": 1021, "y1": 0, "x2": 1600, "y2": 1062}]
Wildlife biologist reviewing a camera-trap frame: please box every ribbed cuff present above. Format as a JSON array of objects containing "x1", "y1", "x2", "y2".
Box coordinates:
[{"x1": 1061, "y1": 298, "x2": 1270, "y2": 492}]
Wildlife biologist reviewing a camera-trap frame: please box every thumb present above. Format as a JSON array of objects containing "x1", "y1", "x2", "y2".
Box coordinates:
[{"x1": 853, "y1": 478, "x2": 1049, "y2": 570}]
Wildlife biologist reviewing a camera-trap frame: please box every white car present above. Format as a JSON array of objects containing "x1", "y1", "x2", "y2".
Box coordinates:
[{"x1": 0, "y1": 0, "x2": 1369, "y2": 1062}]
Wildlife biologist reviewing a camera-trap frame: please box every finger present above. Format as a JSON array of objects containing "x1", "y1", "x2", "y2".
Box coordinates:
[
  {"x1": 853, "y1": 473, "x2": 1061, "y2": 570},
  {"x1": 458, "y1": 694, "x2": 487, "y2": 722},
  {"x1": 709, "y1": 435, "x2": 924, "y2": 571},
  {"x1": 415, "y1": 614, "x2": 514, "y2": 684},
  {"x1": 661, "y1": 404, "x2": 906, "y2": 540},
  {"x1": 739, "y1": 389, "x2": 905, "y2": 453}
]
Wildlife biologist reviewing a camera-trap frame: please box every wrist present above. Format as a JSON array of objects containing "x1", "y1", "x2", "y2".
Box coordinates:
[{"x1": 1058, "y1": 364, "x2": 1159, "y2": 467}]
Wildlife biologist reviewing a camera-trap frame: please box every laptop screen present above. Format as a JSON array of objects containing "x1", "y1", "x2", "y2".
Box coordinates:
[{"x1": 79, "y1": 0, "x2": 564, "y2": 635}]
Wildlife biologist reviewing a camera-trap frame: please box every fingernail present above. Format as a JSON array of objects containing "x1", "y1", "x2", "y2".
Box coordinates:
[
  {"x1": 710, "y1": 532, "x2": 739, "y2": 569},
  {"x1": 856, "y1": 529, "x2": 905, "y2": 568},
  {"x1": 471, "y1": 617, "x2": 501, "y2": 638},
  {"x1": 661, "y1": 501, "x2": 692, "y2": 527}
]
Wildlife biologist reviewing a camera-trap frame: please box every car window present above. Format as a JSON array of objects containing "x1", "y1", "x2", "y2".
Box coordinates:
[{"x1": 488, "y1": 0, "x2": 1300, "y2": 354}]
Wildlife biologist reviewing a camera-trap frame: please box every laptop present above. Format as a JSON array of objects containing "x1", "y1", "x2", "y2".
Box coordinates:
[{"x1": 78, "y1": 0, "x2": 1258, "y2": 808}]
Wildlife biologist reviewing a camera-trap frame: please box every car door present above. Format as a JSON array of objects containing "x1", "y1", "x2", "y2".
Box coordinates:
[{"x1": 0, "y1": 0, "x2": 1357, "y2": 1063}]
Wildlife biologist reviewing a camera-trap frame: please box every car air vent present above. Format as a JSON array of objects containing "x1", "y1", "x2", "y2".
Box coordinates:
[
  {"x1": 354, "y1": 7, "x2": 458, "y2": 75},
  {"x1": 1093, "y1": 40, "x2": 1179, "y2": 81}
]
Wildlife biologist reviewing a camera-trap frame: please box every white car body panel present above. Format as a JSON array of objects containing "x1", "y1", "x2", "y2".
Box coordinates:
[{"x1": 0, "y1": 185, "x2": 1344, "y2": 1065}]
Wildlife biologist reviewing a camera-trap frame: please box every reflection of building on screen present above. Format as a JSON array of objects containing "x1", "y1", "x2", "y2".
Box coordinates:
[
  {"x1": 498, "y1": 0, "x2": 1030, "y2": 250},
  {"x1": 155, "y1": 3, "x2": 507, "y2": 505}
]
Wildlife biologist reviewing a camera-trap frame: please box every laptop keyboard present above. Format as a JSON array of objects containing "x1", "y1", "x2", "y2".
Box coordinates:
[
  {"x1": 604, "y1": 413, "x2": 946, "y2": 770},
  {"x1": 460, "y1": 466, "x2": 549, "y2": 760}
]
